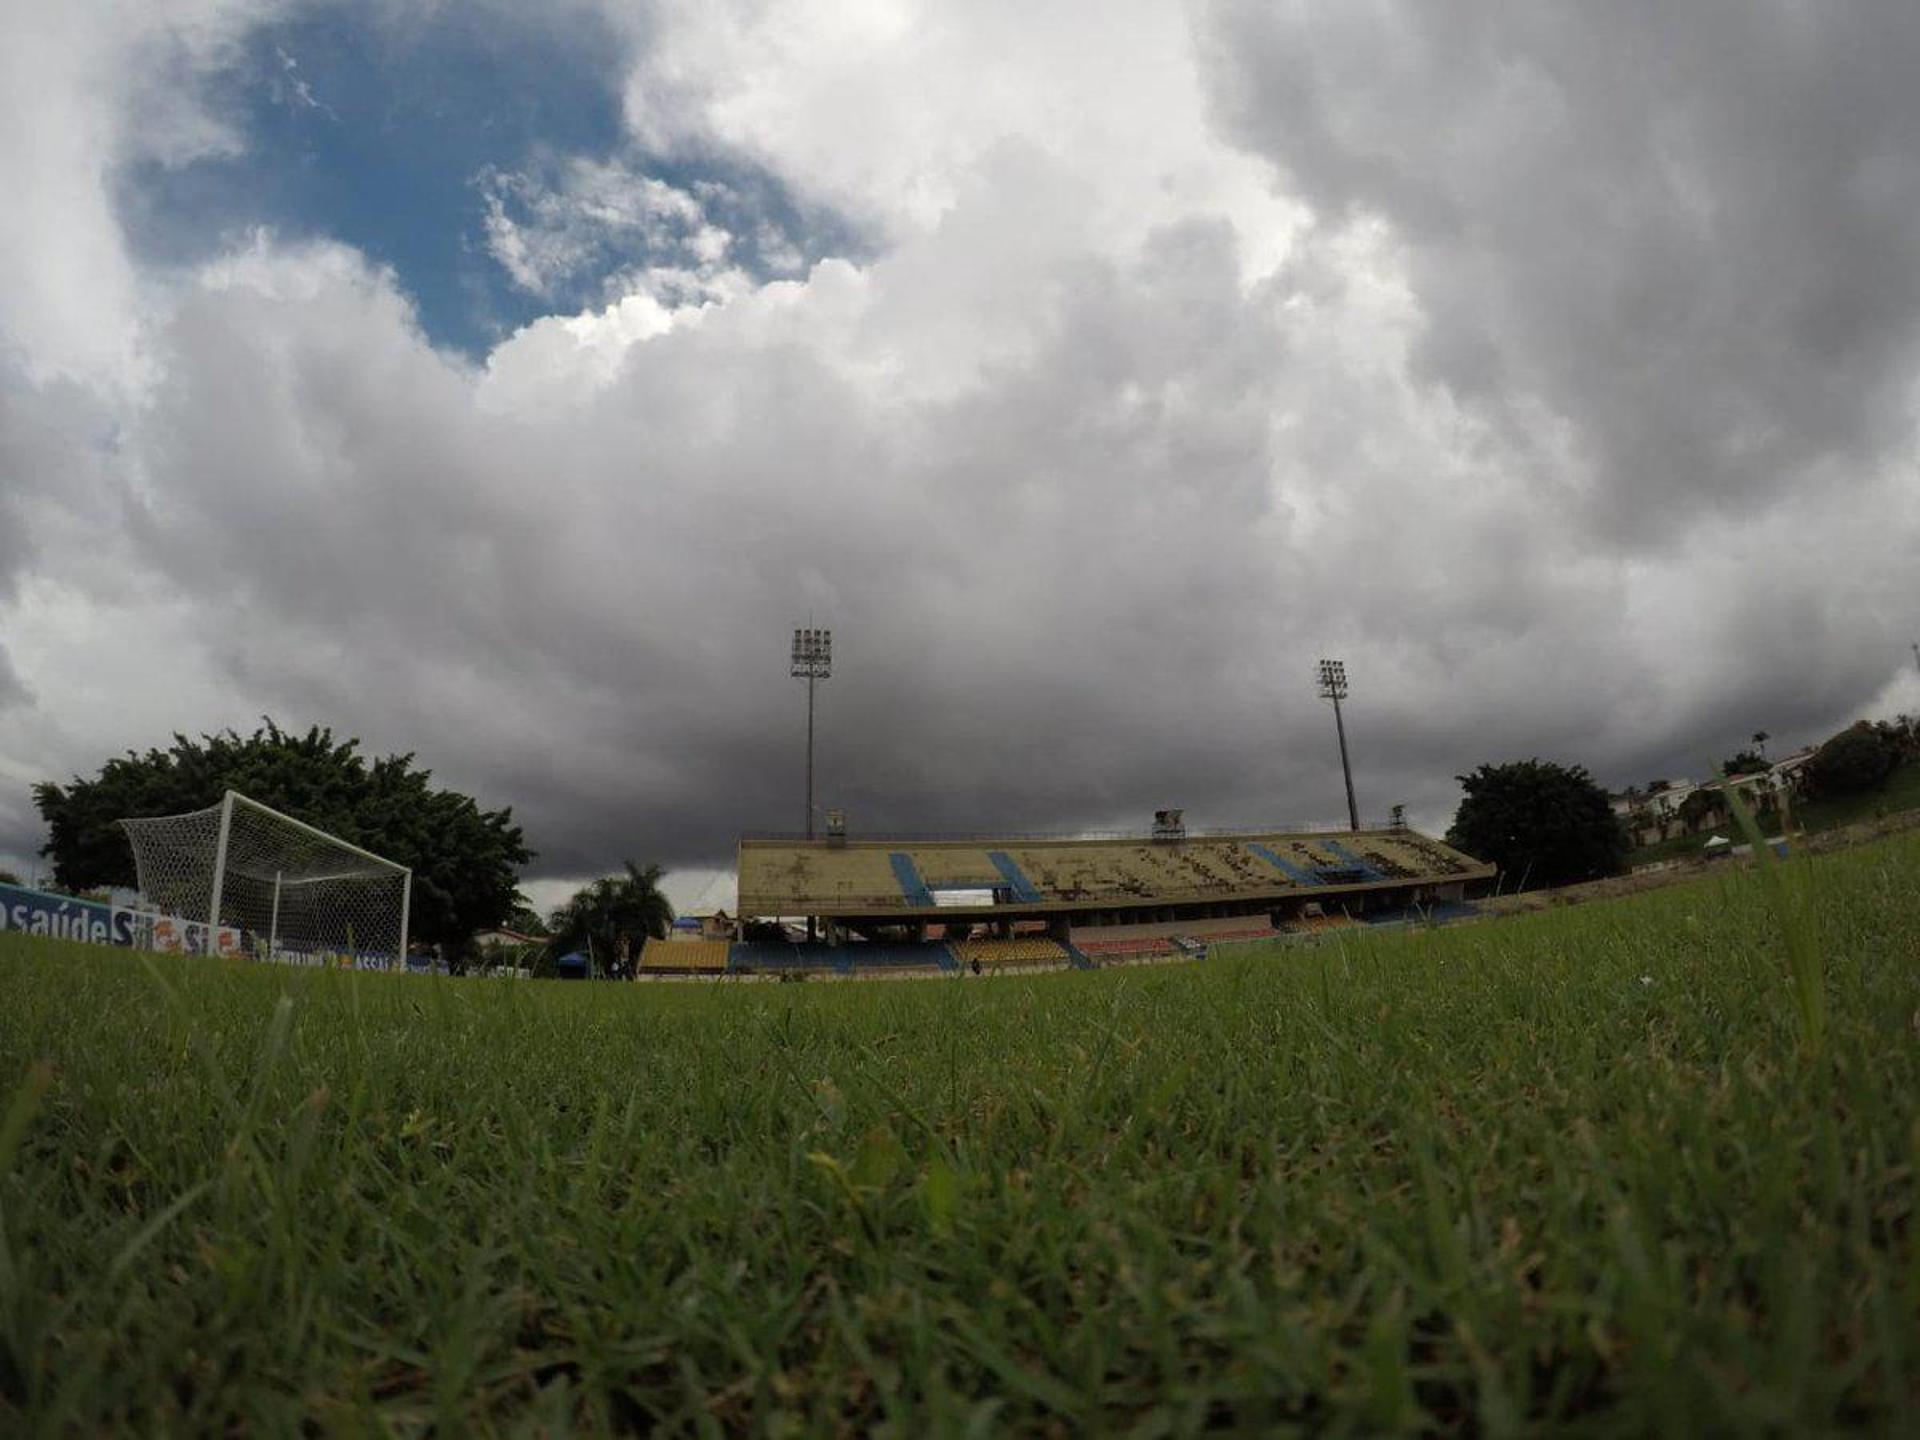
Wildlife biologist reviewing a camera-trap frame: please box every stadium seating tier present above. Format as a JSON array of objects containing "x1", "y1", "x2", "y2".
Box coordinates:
[
  {"x1": 739, "y1": 828, "x2": 1489, "y2": 919},
  {"x1": 639, "y1": 939, "x2": 730, "y2": 972},
  {"x1": 950, "y1": 937, "x2": 1069, "y2": 968}
]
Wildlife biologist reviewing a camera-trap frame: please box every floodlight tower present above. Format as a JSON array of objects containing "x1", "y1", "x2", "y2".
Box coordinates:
[
  {"x1": 1317, "y1": 658, "x2": 1360, "y2": 832},
  {"x1": 791, "y1": 627, "x2": 832, "y2": 838}
]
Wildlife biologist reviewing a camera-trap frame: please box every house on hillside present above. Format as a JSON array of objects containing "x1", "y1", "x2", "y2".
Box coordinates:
[
  {"x1": 1620, "y1": 779, "x2": 1692, "y2": 844},
  {"x1": 668, "y1": 911, "x2": 736, "y2": 942},
  {"x1": 472, "y1": 928, "x2": 546, "y2": 968},
  {"x1": 1624, "y1": 751, "x2": 1815, "y2": 847},
  {"x1": 1767, "y1": 747, "x2": 1817, "y2": 792}
]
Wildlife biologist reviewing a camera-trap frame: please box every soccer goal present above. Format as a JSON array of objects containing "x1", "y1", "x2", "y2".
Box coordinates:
[{"x1": 120, "y1": 791, "x2": 411, "y2": 966}]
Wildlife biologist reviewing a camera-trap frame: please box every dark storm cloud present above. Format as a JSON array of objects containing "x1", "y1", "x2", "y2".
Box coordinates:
[{"x1": 1197, "y1": 0, "x2": 1920, "y2": 541}]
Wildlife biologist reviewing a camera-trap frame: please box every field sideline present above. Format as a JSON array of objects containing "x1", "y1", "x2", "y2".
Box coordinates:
[{"x1": 3, "y1": 835, "x2": 1919, "y2": 1432}]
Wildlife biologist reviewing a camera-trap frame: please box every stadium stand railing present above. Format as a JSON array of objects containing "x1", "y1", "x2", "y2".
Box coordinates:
[
  {"x1": 726, "y1": 942, "x2": 958, "y2": 975},
  {"x1": 1359, "y1": 900, "x2": 1482, "y2": 929},
  {"x1": 1073, "y1": 936, "x2": 1180, "y2": 958},
  {"x1": 739, "y1": 821, "x2": 1358, "y2": 842},
  {"x1": 1182, "y1": 925, "x2": 1281, "y2": 946},
  {"x1": 725, "y1": 942, "x2": 816, "y2": 973},
  {"x1": 839, "y1": 944, "x2": 959, "y2": 972},
  {"x1": 1283, "y1": 913, "x2": 1362, "y2": 935}
]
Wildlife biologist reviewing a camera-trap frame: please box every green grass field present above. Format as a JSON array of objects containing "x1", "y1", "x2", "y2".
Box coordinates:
[{"x1": 4, "y1": 835, "x2": 1919, "y2": 1434}]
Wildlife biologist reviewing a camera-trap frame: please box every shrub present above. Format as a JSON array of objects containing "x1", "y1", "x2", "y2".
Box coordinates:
[{"x1": 1806, "y1": 723, "x2": 1897, "y2": 798}]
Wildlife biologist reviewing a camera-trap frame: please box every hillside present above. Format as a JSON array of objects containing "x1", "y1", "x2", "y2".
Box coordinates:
[{"x1": 1627, "y1": 756, "x2": 1920, "y2": 866}]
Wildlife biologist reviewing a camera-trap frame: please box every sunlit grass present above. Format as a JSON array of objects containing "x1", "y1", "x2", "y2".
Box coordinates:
[{"x1": 3, "y1": 832, "x2": 1918, "y2": 1432}]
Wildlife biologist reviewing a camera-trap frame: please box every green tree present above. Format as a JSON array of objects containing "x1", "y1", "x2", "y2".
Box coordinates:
[
  {"x1": 504, "y1": 898, "x2": 550, "y2": 936},
  {"x1": 1873, "y1": 714, "x2": 1919, "y2": 759},
  {"x1": 1677, "y1": 787, "x2": 1726, "y2": 831},
  {"x1": 1805, "y1": 722, "x2": 1897, "y2": 797},
  {"x1": 1446, "y1": 759, "x2": 1628, "y2": 891},
  {"x1": 1720, "y1": 749, "x2": 1767, "y2": 777},
  {"x1": 32, "y1": 721, "x2": 531, "y2": 948},
  {"x1": 546, "y1": 861, "x2": 673, "y2": 978}
]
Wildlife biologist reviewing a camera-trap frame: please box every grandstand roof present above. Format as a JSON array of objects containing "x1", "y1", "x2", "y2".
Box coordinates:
[{"x1": 737, "y1": 827, "x2": 1493, "y2": 922}]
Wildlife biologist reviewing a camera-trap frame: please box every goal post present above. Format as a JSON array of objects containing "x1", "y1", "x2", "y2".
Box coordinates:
[{"x1": 120, "y1": 790, "x2": 412, "y2": 966}]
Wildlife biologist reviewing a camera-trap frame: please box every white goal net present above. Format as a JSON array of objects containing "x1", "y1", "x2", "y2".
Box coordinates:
[{"x1": 120, "y1": 790, "x2": 411, "y2": 967}]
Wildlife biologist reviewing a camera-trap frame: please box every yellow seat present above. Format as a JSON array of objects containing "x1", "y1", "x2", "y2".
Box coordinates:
[
  {"x1": 640, "y1": 938, "x2": 730, "y2": 972},
  {"x1": 952, "y1": 938, "x2": 1067, "y2": 967}
]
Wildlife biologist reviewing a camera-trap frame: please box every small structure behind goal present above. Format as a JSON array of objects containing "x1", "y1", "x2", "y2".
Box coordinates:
[{"x1": 120, "y1": 790, "x2": 411, "y2": 966}]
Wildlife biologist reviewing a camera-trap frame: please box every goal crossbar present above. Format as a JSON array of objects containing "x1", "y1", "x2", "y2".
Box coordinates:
[
  {"x1": 271, "y1": 867, "x2": 407, "y2": 887},
  {"x1": 216, "y1": 791, "x2": 408, "y2": 875}
]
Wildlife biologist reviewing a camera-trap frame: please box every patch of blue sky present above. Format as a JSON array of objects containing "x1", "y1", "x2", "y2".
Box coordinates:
[{"x1": 117, "y1": 6, "x2": 862, "y2": 356}]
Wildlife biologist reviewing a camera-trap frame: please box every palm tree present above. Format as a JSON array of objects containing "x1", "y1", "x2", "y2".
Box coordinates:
[
  {"x1": 546, "y1": 861, "x2": 674, "y2": 977},
  {"x1": 1752, "y1": 730, "x2": 1770, "y2": 758}
]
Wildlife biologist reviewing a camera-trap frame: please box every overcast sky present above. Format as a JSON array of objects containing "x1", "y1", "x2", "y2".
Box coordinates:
[{"x1": 3, "y1": 1, "x2": 1918, "y2": 914}]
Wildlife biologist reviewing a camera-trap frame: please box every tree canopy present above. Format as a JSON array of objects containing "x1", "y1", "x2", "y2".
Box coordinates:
[
  {"x1": 1805, "y1": 722, "x2": 1898, "y2": 798},
  {"x1": 33, "y1": 721, "x2": 531, "y2": 948},
  {"x1": 546, "y1": 862, "x2": 674, "y2": 978},
  {"x1": 1446, "y1": 759, "x2": 1628, "y2": 891},
  {"x1": 503, "y1": 899, "x2": 551, "y2": 937},
  {"x1": 1677, "y1": 787, "x2": 1726, "y2": 829},
  {"x1": 1719, "y1": 749, "x2": 1767, "y2": 777}
]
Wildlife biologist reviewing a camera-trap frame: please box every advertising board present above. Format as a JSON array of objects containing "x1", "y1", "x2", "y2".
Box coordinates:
[
  {"x1": 0, "y1": 882, "x2": 134, "y2": 947},
  {"x1": 0, "y1": 882, "x2": 243, "y2": 957}
]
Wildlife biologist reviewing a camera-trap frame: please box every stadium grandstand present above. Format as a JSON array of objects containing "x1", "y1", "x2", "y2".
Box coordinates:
[{"x1": 635, "y1": 823, "x2": 1496, "y2": 978}]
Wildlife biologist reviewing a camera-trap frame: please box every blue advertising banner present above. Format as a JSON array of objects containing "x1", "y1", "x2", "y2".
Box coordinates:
[
  {"x1": 0, "y1": 882, "x2": 136, "y2": 947},
  {"x1": 1, "y1": 882, "x2": 337, "y2": 965}
]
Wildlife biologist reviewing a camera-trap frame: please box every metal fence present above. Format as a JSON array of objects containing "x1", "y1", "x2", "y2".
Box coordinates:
[{"x1": 739, "y1": 818, "x2": 1410, "y2": 844}]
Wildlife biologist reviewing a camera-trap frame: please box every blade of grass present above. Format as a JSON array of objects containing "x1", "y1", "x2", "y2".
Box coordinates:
[{"x1": 1720, "y1": 778, "x2": 1825, "y2": 1057}]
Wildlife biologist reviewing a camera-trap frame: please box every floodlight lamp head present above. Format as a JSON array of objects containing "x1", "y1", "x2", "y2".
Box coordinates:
[
  {"x1": 790, "y1": 625, "x2": 833, "y2": 679},
  {"x1": 1316, "y1": 657, "x2": 1349, "y2": 700}
]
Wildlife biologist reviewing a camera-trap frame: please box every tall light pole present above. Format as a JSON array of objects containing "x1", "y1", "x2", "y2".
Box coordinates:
[
  {"x1": 1317, "y1": 658, "x2": 1360, "y2": 832},
  {"x1": 791, "y1": 627, "x2": 832, "y2": 838}
]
